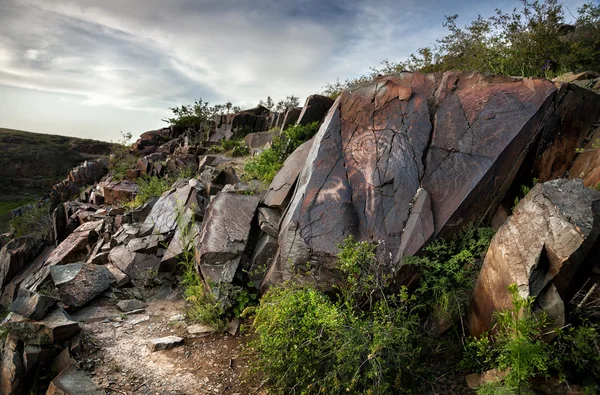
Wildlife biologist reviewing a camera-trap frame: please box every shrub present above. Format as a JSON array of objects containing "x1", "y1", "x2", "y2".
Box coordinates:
[
  {"x1": 250, "y1": 235, "x2": 422, "y2": 394},
  {"x1": 129, "y1": 176, "x2": 171, "y2": 208},
  {"x1": 108, "y1": 132, "x2": 137, "y2": 181},
  {"x1": 244, "y1": 121, "x2": 319, "y2": 184},
  {"x1": 10, "y1": 204, "x2": 52, "y2": 239},
  {"x1": 403, "y1": 226, "x2": 494, "y2": 319},
  {"x1": 461, "y1": 284, "x2": 554, "y2": 394},
  {"x1": 553, "y1": 321, "x2": 600, "y2": 383},
  {"x1": 209, "y1": 139, "x2": 250, "y2": 157},
  {"x1": 323, "y1": 1, "x2": 600, "y2": 97}
]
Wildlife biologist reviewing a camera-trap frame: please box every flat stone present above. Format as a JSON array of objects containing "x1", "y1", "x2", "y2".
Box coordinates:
[
  {"x1": 257, "y1": 207, "x2": 280, "y2": 238},
  {"x1": 262, "y1": 137, "x2": 313, "y2": 210},
  {"x1": 148, "y1": 336, "x2": 184, "y2": 352},
  {"x1": 116, "y1": 299, "x2": 147, "y2": 312},
  {"x1": 9, "y1": 288, "x2": 56, "y2": 320},
  {"x1": 46, "y1": 366, "x2": 104, "y2": 395},
  {"x1": 2, "y1": 308, "x2": 80, "y2": 345},
  {"x1": 195, "y1": 192, "x2": 260, "y2": 285},
  {"x1": 105, "y1": 263, "x2": 129, "y2": 287},
  {"x1": 51, "y1": 263, "x2": 113, "y2": 308},
  {"x1": 108, "y1": 246, "x2": 161, "y2": 280},
  {"x1": 70, "y1": 305, "x2": 118, "y2": 323}
]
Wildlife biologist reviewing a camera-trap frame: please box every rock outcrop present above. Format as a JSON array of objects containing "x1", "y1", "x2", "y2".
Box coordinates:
[
  {"x1": 264, "y1": 71, "x2": 600, "y2": 288},
  {"x1": 296, "y1": 95, "x2": 335, "y2": 126},
  {"x1": 194, "y1": 191, "x2": 260, "y2": 285},
  {"x1": 468, "y1": 179, "x2": 600, "y2": 336}
]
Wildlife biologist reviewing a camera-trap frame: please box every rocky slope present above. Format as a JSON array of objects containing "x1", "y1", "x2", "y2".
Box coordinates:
[
  {"x1": 0, "y1": 128, "x2": 114, "y2": 232},
  {"x1": 1, "y1": 71, "x2": 600, "y2": 394}
]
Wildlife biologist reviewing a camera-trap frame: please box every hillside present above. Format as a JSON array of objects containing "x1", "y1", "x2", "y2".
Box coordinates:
[{"x1": 0, "y1": 128, "x2": 114, "y2": 232}]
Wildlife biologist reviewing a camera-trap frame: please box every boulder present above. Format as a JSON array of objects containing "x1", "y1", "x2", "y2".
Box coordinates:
[
  {"x1": 105, "y1": 263, "x2": 129, "y2": 287},
  {"x1": 160, "y1": 207, "x2": 197, "y2": 273},
  {"x1": 2, "y1": 308, "x2": 80, "y2": 345},
  {"x1": 296, "y1": 94, "x2": 335, "y2": 126},
  {"x1": 23, "y1": 220, "x2": 102, "y2": 292},
  {"x1": 45, "y1": 366, "x2": 104, "y2": 395},
  {"x1": 262, "y1": 138, "x2": 314, "y2": 210},
  {"x1": 195, "y1": 191, "x2": 260, "y2": 284},
  {"x1": 50, "y1": 263, "x2": 113, "y2": 308},
  {"x1": 127, "y1": 234, "x2": 163, "y2": 254},
  {"x1": 468, "y1": 179, "x2": 600, "y2": 336},
  {"x1": 264, "y1": 72, "x2": 600, "y2": 288},
  {"x1": 67, "y1": 159, "x2": 108, "y2": 186},
  {"x1": 244, "y1": 131, "x2": 277, "y2": 148},
  {"x1": 9, "y1": 289, "x2": 56, "y2": 320}
]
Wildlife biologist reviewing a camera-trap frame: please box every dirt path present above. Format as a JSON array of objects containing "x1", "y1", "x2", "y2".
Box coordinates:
[{"x1": 76, "y1": 298, "x2": 264, "y2": 395}]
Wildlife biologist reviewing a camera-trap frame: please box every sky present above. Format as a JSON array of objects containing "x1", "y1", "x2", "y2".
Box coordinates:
[{"x1": 0, "y1": 0, "x2": 591, "y2": 142}]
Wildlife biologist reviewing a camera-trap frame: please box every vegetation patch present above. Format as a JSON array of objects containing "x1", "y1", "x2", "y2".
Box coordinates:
[
  {"x1": 128, "y1": 176, "x2": 171, "y2": 208},
  {"x1": 323, "y1": 1, "x2": 600, "y2": 98},
  {"x1": 10, "y1": 203, "x2": 52, "y2": 239},
  {"x1": 244, "y1": 122, "x2": 319, "y2": 184},
  {"x1": 249, "y1": 236, "x2": 423, "y2": 394}
]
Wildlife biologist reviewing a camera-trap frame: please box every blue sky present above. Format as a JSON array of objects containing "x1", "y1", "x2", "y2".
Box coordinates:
[{"x1": 0, "y1": 0, "x2": 591, "y2": 142}]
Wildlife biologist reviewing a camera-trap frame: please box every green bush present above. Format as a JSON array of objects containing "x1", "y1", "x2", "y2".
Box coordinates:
[
  {"x1": 403, "y1": 226, "x2": 494, "y2": 319},
  {"x1": 553, "y1": 321, "x2": 600, "y2": 383},
  {"x1": 129, "y1": 176, "x2": 171, "y2": 208},
  {"x1": 10, "y1": 204, "x2": 52, "y2": 239},
  {"x1": 209, "y1": 138, "x2": 250, "y2": 157},
  {"x1": 244, "y1": 121, "x2": 319, "y2": 184},
  {"x1": 462, "y1": 284, "x2": 553, "y2": 394},
  {"x1": 323, "y1": 1, "x2": 600, "y2": 98},
  {"x1": 250, "y1": 235, "x2": 422, "y2": 394},
  {"x1": 108, "y1": 132, "x2": 137, "y2": 181}
]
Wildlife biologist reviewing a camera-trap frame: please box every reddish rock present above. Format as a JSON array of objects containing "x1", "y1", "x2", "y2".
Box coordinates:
[
  {"x1": 280, "y1": 107, "x2": 302, "y2": 132},
  {"x1": 100, "y1": 180, "x2": 138, "y2": 205},
  {"x1": 132, "y1": 127, "x2": 172, "y2": 155},
  {"x1": 0, "y1": 237, "x2": 42, "y2": 292},
  {"x1": 67, "y1": 159, "x2": 108, "y2": 186},
  {"x1": 264, "y1": 71, "x2": 600, "y2": 288},
  {"x1": 468, "y1": 179, "x2": 600, "y2": 336},
  {"x1": 0, "y1": 334, "x2": 24, "y2": 395},
  {"x1": 296, "y1": 94, "x2": 335, "y2": 126},
  {"x1": 46, "y1": 366, "x2": 104, "y2": 395},
  {"x1": 569, "y1": 127, "x2": 600, "y2": 187},
  {"x1": 2, "y1": 308, "x2": 80, "y2": 345}
]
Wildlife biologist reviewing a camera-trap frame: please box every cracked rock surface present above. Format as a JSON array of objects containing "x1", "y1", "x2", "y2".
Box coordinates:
[{"x1": 266, "y1": 71, "x2": 600, "y2": 287}]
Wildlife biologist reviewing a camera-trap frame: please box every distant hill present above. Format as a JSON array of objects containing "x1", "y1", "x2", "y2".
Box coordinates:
[{"x1": 0, "y1": 128, "x2": 115, "y2": 232}]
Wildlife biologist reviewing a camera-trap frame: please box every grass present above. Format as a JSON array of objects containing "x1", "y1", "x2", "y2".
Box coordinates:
[{"x1": 0, "y1": 199, "x2": 37, "y2": 233}]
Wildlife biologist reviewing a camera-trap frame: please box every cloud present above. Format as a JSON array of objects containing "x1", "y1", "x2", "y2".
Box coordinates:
[{"x1": 0, "y1": 0, "x2": 592, "y2": 140}]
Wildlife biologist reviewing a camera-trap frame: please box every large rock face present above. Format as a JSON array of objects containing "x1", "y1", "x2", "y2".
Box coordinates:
[
  {"x1": 468, "y1": 179, "x2": 600, "y2": 336},
  {"x1": 0, "y1": 237, "x2": 41, "y2": 292},
  {"x1": 264, "y1": 71, "x2": 600, "y2": 287}
]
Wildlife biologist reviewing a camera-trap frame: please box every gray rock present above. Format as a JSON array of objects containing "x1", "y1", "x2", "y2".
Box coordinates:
[
  {"x1": 127, "y1": 234, "x2": 163, "y2": 254},
  {"x1": 280, "y1": 106, "x2": 302, "y2": 132},
  {"x1": 249, "y1": 233, "x2": 277, "y2": 286},
  {"x1": 108, "y1": 246, "x2": 161, "y2": 281},
  {"x1": 195, "y1": 192, "x2": 260, "y2": 285},
  {"x1": 257, "y1": 207, "x2": 280, "y2": 238},
  {"x1": 160, "y1": 207, "x2": 197, "y2": 273},
  {"x1": 262, "y1": 137, "x2": 314, "y2": 210},
  {"x1": 116, "y1": 299, "x2": 147, "y2": 312},
  {"x1": 139, "y1": 181, "x2": 196, "y2": 237},
  {"x1": 51, "y1": 263, "x2": 113, "y2": 308},
  {"x1": 148, "y1": 336, "x2": 184, "y2": 352},
  {"x1": 9, "y1": 289, "x2": 56, "y2": 320},
  {"x1": 2, "y1": 308, "x2": 80, "y2": 345},
  {"x1": 244, "y1": 131, "x2": 277, "y2": 148},
  {"x1": 46, "y1": 366, "x2": 104, "y2": 394}
]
